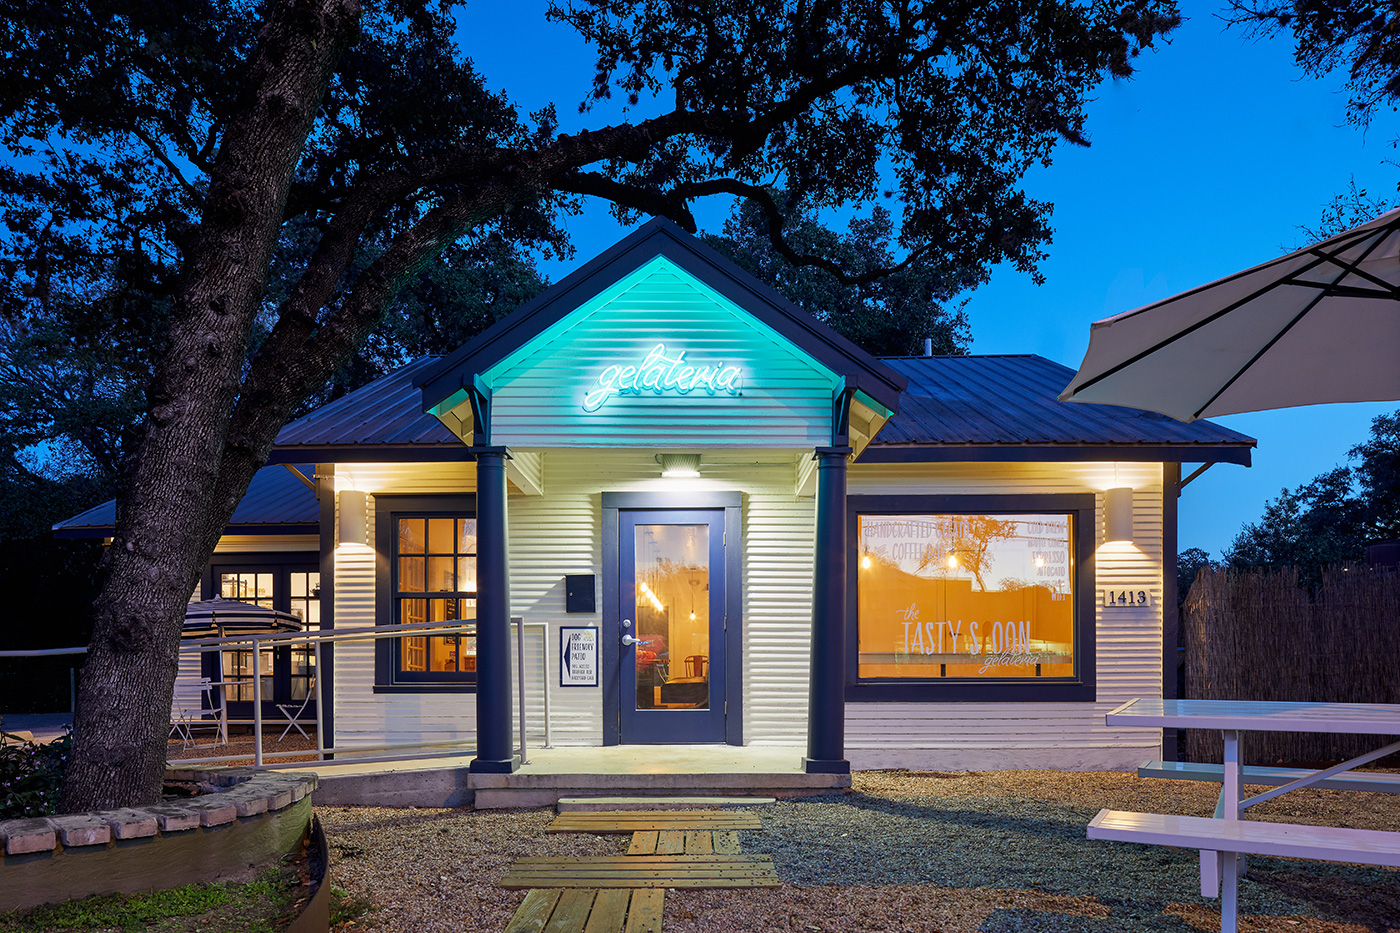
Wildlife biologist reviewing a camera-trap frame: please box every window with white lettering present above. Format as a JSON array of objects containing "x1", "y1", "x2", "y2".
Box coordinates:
[{"x1": 856, "y1": 513, "x2": 1077, "y2": 681}]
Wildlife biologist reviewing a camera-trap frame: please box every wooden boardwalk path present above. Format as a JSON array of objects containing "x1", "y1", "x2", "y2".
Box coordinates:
[
  {"x1": 547, "y1": 811, "x2": 762, "y2": 833},
  {"x1": 500, "y1": 853, "x2": 780, "y2": 889},
  {"x1": 503, "y1": 808, "x2": 775, "y2": 932},
  {"x1": 504, "y1": 888, "x2": 663, "y2": 933},
  {"x1": 626, "y1": 829, "x2": 742, "y2": 855}
]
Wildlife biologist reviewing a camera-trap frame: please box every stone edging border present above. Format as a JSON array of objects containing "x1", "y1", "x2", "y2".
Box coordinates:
[{"x1": 0, "y1": 768, "x2": 319, "y2": 855}]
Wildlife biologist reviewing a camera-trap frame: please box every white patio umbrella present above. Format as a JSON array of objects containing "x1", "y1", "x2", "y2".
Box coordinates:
[{"x1": 1060, "y1": 208, "x2": 1400, "y2": 421}]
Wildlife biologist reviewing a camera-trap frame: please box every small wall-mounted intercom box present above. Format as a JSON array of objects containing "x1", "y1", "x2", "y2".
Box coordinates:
[{"x1": 565, "y1": 574, "x2": 596, "y2": 613}]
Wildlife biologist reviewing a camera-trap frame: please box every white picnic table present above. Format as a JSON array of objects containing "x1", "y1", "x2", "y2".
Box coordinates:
[{"x1": 1089, "y1": 697, "x2": 1400, "y2": 933}]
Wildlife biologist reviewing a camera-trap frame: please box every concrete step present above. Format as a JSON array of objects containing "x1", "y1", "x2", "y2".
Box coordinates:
[
  {"x1": 304, "y1": 759, "x2": 851, "y2": 809},
  {"x1": 556, "y1": 795, "x2": 776, "y2": 813}
]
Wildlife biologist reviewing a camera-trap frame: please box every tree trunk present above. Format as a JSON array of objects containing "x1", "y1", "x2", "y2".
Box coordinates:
[{"x1": 58, "y1": 0, "x2": 360, "y2": 812}]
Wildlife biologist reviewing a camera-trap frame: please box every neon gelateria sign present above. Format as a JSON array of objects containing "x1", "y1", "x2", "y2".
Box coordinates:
[{"x1": 583, "y1": 343, "x2": 744, "y2": 411}]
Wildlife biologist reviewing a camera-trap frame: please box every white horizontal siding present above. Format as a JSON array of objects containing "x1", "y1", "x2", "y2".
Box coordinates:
[
  {"x1": 213, "y1": 534, "x2": 318, "y2": 553},
  {"x1": 509, "y1": 451, "x2": 816, "y2": 746},
  {"x1": 845, "y1": 461, "x2": 1165, "y2": 770},
  {"x1": 333, "y1": 462, "x2": 476, "y2": 497},
  {"x1": 327, "y1": 455, "x2": 1170, "y2": 769},
  {"x1": 725, "y1": 464, "x2": 813, "y2": 745},
  {"x1": 485, "y1": 261, "x2": 841, "y2": 448},
  {"x1": 331, "y1": 461, "x2": 486, "y2": 755},
  {"x1": 331, "y1": 450, "x2": 817, "y2": 750},
  {"x1": 331, "y1": 496, "x2": 481, "y2": 754}
]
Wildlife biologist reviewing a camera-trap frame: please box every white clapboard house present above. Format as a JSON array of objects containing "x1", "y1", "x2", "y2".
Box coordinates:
[{"x1": 56, "y1": 220, "x2": 1253, "y2": 775}]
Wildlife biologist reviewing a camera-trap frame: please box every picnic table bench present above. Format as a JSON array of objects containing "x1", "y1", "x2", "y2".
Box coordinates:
[
  {"x1": 1088, "y1": 809, "x2": 1400, "y2": 874},
  {"x1": 1137, "y1": 758, "x2": 1400, "y2": 795},
  {"x1": 1088, "y1": 698, "x2": 1400, "y2": 933}
]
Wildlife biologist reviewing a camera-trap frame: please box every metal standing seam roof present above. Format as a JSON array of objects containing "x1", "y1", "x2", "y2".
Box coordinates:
[
  {"x1": 52, "y1": 354, "x2": 1257, "y2": 537},
  {"x1": 270, "y1": 356, "x2": 458, "y2": 452},
  {"x1": 53, "y1": 463, "x2": 320, "y2": 538},
  {"x1": 868, "y1": 355, "x2": 1255, "y2": 455},
  {"x1": 270, "y1": 352, "x2": 1253, "y2": 458}
]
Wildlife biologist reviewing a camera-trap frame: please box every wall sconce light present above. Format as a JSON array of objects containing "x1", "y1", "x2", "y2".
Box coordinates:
[
  {"x1": 657, "y1": 453, "x2": 701, "y2": 478},
  {"x1": 1104, "y1": 486, "x2": 1134, "y2": 544},
  {"x1": 339, "y1": 489, "x2": 369, "y2": 546}
]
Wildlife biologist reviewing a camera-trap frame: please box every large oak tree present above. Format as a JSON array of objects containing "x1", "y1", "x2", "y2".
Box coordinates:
[{"x1": 0, "y1": 0, "x2": 1180, "y2": 810}]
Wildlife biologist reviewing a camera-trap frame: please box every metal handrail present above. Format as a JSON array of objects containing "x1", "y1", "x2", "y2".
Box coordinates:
[
  {"x1": 6, "y1": 617, "x2": 549, "y2": 770},
  {"x1": 515, "y1": 619, "x2": 551, "y2": 763}
]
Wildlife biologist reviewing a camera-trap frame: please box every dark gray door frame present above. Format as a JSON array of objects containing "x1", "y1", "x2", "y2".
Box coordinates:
[{"x1": 601, "y1": 491, "x2": 743, "y2": 746}]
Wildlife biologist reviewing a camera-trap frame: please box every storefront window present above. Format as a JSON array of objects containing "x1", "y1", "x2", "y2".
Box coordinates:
[{"x1": 848, "y1": 495, "x2": 1095, "y2": 702}]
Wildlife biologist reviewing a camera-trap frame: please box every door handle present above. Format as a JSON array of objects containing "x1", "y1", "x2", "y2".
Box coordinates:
[{"x1": 622, "y1": 634, "x2": 639, "y2": 647}]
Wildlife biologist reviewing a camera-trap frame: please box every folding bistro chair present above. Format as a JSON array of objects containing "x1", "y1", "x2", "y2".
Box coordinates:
[
  {"x1": 276, "y1": 692, "x2": 313, "y2": 741},
  {"x1": 170, "y1": 677, "x2": 226, "y2": 747}
]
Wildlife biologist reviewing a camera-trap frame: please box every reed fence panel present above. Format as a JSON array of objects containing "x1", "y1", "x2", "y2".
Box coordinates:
[{"x1": 1184, "y1": 566, "x2": 1400, "y2": 765}]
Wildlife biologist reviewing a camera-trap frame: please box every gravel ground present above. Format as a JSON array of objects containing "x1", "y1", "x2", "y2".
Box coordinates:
[{"x1": 318, "y1": 769, "x2": 1400, "y2": 933}]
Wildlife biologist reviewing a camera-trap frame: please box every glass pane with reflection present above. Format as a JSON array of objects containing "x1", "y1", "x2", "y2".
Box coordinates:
[{"x1": 633, "y1": 524, "x2": 709, "y2": 711}]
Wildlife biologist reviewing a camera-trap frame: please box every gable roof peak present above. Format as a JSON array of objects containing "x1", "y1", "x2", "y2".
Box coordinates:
[{"x1": 417, "y1": 217, "x2": 906, "y2": 415}]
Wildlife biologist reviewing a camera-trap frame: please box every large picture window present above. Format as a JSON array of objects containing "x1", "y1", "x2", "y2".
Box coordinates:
[
  {"x1": 847, "y1": 495, "x2": 1095, "y2": 702},
  {"x1": 374, "y1": 495, "x2": 478, "y2": 692}
]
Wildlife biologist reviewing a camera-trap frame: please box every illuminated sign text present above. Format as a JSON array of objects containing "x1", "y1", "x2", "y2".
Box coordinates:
[{"x1": 583, "y1": 343, "x2": 743, "y2": 411}]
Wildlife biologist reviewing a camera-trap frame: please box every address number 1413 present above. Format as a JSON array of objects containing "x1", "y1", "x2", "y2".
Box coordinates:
[{"x1": 1102, "y1": 590, "x2": 1149, "y2": 607}]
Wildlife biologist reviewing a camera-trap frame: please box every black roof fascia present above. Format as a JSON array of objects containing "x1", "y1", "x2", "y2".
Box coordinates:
[
  {"x1": 418, "y1": 218, "x2": 908, "y2": 415},
  {"x1": 266, "y1": 446, "x2": 474, "y2": 465},
  {"x1": 857, "y1": 444, "x2": 1253, "y2": 467},
  {"x1": 54, "y1": 522, "x2": 318, "y2": 540}
]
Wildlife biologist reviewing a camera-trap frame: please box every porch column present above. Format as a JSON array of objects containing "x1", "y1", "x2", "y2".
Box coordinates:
[
  {"x1": 470, "y1": 446, "x2": 519, "y2": 774},
  {"x1": 805, "y1": 446, "x2": 852, "y2": 774}
]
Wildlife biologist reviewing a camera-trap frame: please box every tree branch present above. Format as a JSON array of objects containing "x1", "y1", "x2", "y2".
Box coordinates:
[
  {"x1": 678, "y1": 178, "x2": 937, "y2": 285},
  {"x1": 129, "y1": 124, "x2": 203, "y2": 203},
  {"x1": 554, "y1": 170, "x2": 697, "y2": 230}
]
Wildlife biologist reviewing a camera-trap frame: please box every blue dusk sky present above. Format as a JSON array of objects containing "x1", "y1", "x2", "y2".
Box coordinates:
[{"x1": 461, "y1": 2, "x2": 1399, "y2": 560}]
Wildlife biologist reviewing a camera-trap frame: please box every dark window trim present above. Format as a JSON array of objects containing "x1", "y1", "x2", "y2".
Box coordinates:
[
  {"x1": 202, "y1": 551, "x2": 320, "y2": 604},
  {"x1": 373, "y1": 494, "x2": 479, "y2": 694},
  {"x1": 845, "y1": 493, "x2": 1097, "y2": 703}
]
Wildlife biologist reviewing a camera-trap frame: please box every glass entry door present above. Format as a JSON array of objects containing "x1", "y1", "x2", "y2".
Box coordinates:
[{"x1": 618, "y1": 510, "x2": 726, "y2": 743}]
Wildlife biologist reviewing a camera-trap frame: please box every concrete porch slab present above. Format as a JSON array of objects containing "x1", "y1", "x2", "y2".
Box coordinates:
[{"x1": 281, "y1": 744, "x2": 850, "y2": 809}]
